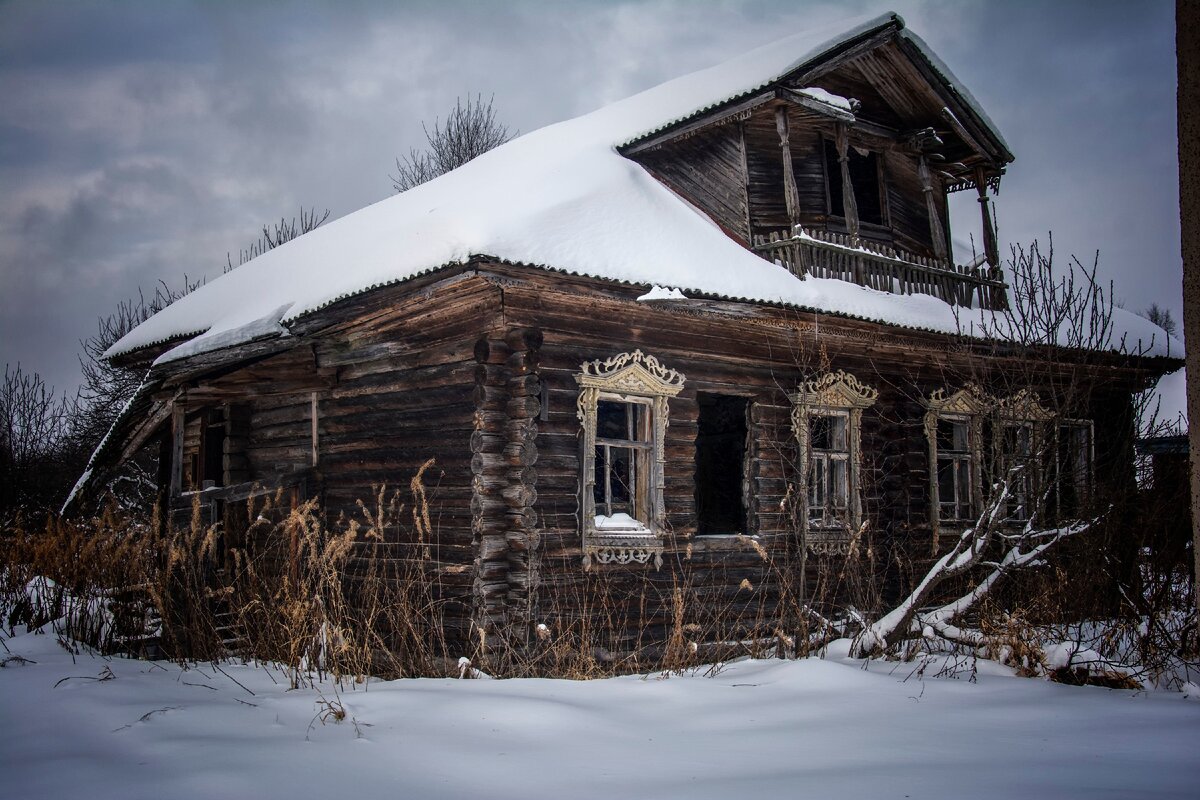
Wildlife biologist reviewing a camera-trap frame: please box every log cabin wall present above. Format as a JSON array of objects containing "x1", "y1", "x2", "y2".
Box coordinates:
[
  {"x1": 309, "y1": 276, "x2": 506, "y2": 648},
  {"x1": 487, "y1": 266, "x2": 1155, "y2": 653},
  {"x1": 158, "y1": 264, "x2": 1157, "y2": 658}
]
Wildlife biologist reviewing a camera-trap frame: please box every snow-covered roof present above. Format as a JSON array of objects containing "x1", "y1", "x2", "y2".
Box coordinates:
[
  {"x1": 1145, "y1": 368, "x2": 1188, "y2": 434},
  {"x1": 106, "y1": 11, "x2": 1173, "y2": 364}
]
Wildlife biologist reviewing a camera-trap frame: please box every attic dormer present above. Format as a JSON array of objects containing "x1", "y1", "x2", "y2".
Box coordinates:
[{"x1": 620, "y1": 16, "x2": 1013, "y2": 309}]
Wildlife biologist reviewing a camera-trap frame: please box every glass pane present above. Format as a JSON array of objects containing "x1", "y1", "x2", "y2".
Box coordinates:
[
  {"x1": 610, "y1": 447, "x2": 633, "y2": 506},
  {"x1": 810, "y1": 415, "x2": 833, "y2": 450},
  {"x1": 594, "y1": 444, "x2": 634, "y2": 514},
  {"x1": 938, "y1": 458, "x2": 957, "y2": 507},
  {"x1": 810, "y1": 414, "x2": 848, "y2": 452},
  {"x1": 597, "y1": 400, "x2": 630, "y2": 440},
  {"x1": 956, "y1": 460, "x2": 972, "y2": 517},
  {"x1": 808, "y1": 457, "x2": 825, "y2": 509},
  {"x1": 938, "y1": 418, "x2": 969, "y2": 453},
  {"x1": 831, "y1": 459, "x2": 848, "y2": 509},
  {"x1": 830, "y1": 416, "x2": 848, "y2": 451}
]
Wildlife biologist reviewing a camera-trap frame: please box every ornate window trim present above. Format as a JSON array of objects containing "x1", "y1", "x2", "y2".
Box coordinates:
[
  {"x1": 576, "y1": 351, "x2": 684, "y2": 569},
  {"x1": 994, "y1": 390, "x2": 1055, "y2": 521},
  {"x1": 790, "y1": 371, "x2": 877, "y2": 554},
  {"x1": 924, "y1": 385, "x2": 990, "y2": 548}
]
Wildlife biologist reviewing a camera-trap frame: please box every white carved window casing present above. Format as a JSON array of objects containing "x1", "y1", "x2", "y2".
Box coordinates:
[
  {"x1": 576, "y1": 350, "x2": 684, "y2": 569},
  {"x1": 791, "y1": 371, "x2": 878, "y2": 555},
  {"x1": 924, "y1": 385, "x2": 989, "y2": 544},
  {"x1": 996, "y1": 389, "x2": 1055, "y2": 522}
]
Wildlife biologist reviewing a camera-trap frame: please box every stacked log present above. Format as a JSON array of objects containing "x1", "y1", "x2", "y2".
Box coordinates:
[
  {"x1": 503, "y1": 327, "x2": 543, "y2": 646},
  {"x1": 471, "y1": 336, "x2": 512, "y2": 644}
]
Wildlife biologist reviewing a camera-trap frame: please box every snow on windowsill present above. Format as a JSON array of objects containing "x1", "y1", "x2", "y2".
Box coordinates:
[{"x1": 594, "y1": 513, "x2": 653, "y2": 534}]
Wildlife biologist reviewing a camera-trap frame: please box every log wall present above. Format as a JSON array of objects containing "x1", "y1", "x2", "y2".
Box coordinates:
[{"x1": 162, "y1": 266, "x2": 1157, "y2": 659}]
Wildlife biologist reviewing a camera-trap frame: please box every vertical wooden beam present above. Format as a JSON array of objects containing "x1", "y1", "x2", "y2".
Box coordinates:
[
  {"x1": 1177, "y1": 0, "x2": 1200, "y2": 622},
  {"x1": 918, "y1": 155, "x2": 949, "y2": 263},
  {"x1": 169, "y1": 400, "x2": 185, "y2": 498},
  {"x1": 738, "y1": 121, "x2": 754, "y2": 238},
  {"x1": 835, "y1": 122, "x2": 860, "y2": 240},
  {"x1": 156, "y1": 424, "x2": 173, "y2": 532},
  {"x1": 774, "y1": 105, "x2": 802, "y2": 228},
  {"x1": 310, "y1": 391, "x2": 319, "y2": 467},
  {"x1": 975, "y1": 166, "x2": 1000, "y2": 268}
]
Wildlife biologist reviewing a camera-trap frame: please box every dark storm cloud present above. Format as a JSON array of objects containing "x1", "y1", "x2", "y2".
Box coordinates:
[{"x1": 0, "y1": 0, "x2": 1183, "y2": 394}]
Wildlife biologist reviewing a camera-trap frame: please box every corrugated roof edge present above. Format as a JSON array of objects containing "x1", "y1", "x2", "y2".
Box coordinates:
[{"x1": 270, "y1": 256, "x2": 1180, "y2": 361}]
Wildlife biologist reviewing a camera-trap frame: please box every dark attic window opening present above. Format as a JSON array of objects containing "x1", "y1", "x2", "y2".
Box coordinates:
[
  {"x1": 823, "y1": 139, "x2": 884, "y2": 226},
  {"x1": 695, "y1": 393, "x2": 748, "y2": 535}
]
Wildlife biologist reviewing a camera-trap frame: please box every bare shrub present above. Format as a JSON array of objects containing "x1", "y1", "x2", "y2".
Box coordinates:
[{"x1": 391, "y1": 95, "x2": 513, "y2": 193}]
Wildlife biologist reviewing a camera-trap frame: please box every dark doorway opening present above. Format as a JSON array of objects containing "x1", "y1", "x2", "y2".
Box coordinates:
[{"x1": 695, "y1": 393, "x2": 748, "y2": 534}]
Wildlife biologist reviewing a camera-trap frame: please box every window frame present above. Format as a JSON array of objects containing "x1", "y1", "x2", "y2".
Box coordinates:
[
  {"x1": 923, "y1": 385, "x2": 989, "y2": 547},
  {"x1": 791, "y1": 371, "x2": 878, "y2": 555},
  {"x1": 994, "y1": 389, "x2": 1056, "y2": 523},
  {"x1": 820, "y1": 133, "x2": 890, "y2": 230},
  {"x1": 576, "y1": 350, "x2": 685, "y2": 569},
  {"x1": 1053, "y1": 418, "x2": 1095, "y2": 520}
]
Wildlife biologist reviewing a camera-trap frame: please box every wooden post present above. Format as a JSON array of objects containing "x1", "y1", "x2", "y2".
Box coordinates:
[
  {"x1": 738, "y1": 122, "x2": 754, "y2": 238},
  {"x1": 310, "y1": 391, "x2": 319, "y2": 467},
  {"x1": 919, "y1": 155, "x2": 949, "y2": 264},
  {"x1": 975, "y1": 167, "x2": 999, "y2": 268},
  {"x1": 169, "y1": 401, "x2": 185, "y2": 498},
  {"x1": 835, "y1": 122, "x2": 860, "y2": 241},
  {"x1": 775, "y1": 105, "x2": 802, "y2": 228}
]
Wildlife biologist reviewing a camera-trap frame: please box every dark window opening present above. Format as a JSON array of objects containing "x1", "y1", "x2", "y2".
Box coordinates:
[
  {"x1": 823, "y1": 139, "x2": 883, "y2": 226},
  {"x1": 695, "y1": 394, "x2": 748, "y2": 534},
  {"x1": 1054, "y1": 422, "x2": 1092, "y2": 518},
  {"x1": 200, "y1": 411, "x2": 225, "y2": 488}
]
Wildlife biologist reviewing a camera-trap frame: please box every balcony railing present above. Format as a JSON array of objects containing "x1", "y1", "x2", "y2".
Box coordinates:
[{"x1": 752, "y1": 228, "x2": 1008, "y2": 310}]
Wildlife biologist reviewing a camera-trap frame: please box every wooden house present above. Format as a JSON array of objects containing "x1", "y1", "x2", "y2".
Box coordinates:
[{"x1": 66, "y1": 13, "x2": 1181, "y2": 656}]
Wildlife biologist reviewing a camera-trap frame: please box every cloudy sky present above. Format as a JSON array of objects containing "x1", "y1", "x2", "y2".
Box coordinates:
[{"x1": 0, "y1": 0, "x2": 1181, "y2": 394}]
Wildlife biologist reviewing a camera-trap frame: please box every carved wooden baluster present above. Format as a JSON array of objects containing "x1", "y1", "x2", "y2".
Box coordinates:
[{"x1": 975, "y1": 166, "x2": 1000, "y2": 269}]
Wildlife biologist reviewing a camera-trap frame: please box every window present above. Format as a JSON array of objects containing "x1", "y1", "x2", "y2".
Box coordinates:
[
  {"x1": 995, "y1": 390, "x2": 1055, "y2": 523},
  {"x1": 593, "y1": 398, "x2": 651, "y2": 522},
  {"x1": 999, "y1": 421, "x2": 1036, "y2": 520},
  {"x1": 807, "y1": 411, "x2": 850, "y2": 526},
  {"x1": 576, "y1": 350, "x2": 685, "y2": 568},
  {"x1": 923, "y1": 386, "x2": 988, "y2": 541},
  {"x1": 936, "y1": 417, "x2": 974, "y2": 520},
  {"x1": 1053, "y1": 420, "x2": 1094, "y2": 518},
  {"x1": 791, "y1": 371, "x2": 878, "y2": 553},
  {"x1": 823, "y1": 138, "x2": 884, "y2": 226},
  {"x1": 695, "y1": 394, "x2": 749, "y2": 534}
]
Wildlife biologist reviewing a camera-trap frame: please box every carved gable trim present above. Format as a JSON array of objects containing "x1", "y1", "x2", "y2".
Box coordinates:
[
  {"x1": 575, "y1": 349, "x2": 686, "y2": 399},
  {"x1": 924, "y1": 384, "x2": 991, "y2": 417},
  {"x1": 998, "y1": 389, "x2": 1054, "y2": 422},
  {"x1": 790, "y1": 370, "x2": 879, "y2": 410}
]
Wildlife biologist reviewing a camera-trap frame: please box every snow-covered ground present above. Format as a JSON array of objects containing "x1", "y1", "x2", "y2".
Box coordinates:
[{"x1": 3, "y1": 628, "x2": 1198, "y2": 799}]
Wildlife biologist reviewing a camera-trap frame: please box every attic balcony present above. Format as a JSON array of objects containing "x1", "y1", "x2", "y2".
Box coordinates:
[{"x1": 753, "y1": 225, "x2": 1009, "y2": 310}]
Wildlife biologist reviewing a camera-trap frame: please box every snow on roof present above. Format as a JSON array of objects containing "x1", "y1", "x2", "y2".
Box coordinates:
[
  {"x1": 1146, "y1": 368, "x2": 1188, "y2": 434},
  {"x1": 106, "y1": 11, "x2": 1168, "y2": 365}
]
